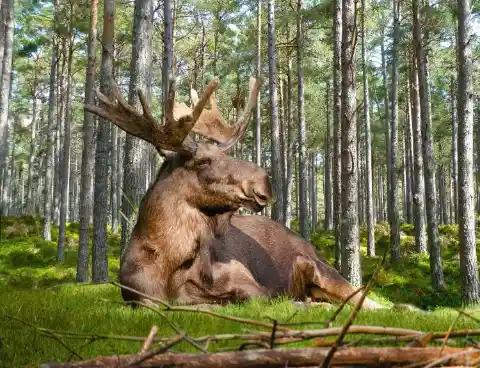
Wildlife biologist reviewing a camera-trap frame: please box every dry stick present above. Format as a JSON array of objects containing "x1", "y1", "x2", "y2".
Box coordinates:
[
  {"x1": 3, "y1": 313, "x2": 83, "y2": 360},
  {"x1": 441, "y1": 310, "x2": 464, "y2": 353},
  {"x1": 422, "y1": 348, "x2": 480, "y2": 368},
  {"x1": 321, "y1": 248, "x2": 388, "y2": 368},
  {"x1": 139, "y1": 325, "x2": 158, "y2": 354},
  {"x1": 41, "y1": 346, "x2": 480, "y2": 368},
  {"x1": 123, "y1": 333, "x2": 185, "y2": 368},
  {"x1": 101, "y1": 298, "x2": 208, "y2": 353},
  {"x1": 110, "y1": 281, "x2": 293, "y2": 332},
  {"x1": 323, "y1": 285, "x2": 366, "y2": 328}
]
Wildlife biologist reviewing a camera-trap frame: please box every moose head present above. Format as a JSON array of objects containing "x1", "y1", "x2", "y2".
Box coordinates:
[{"x1": 85, "y1": 76, "x2": 273, "y2": 303}]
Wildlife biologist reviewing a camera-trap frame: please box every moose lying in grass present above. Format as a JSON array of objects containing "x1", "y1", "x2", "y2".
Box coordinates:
[{"x1": 85, "y1": 75, "x2": 384, "y2": 310}]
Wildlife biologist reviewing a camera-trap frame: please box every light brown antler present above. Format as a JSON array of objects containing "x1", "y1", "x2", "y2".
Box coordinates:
[
  {"x1": 84, "y1": 78, "x2": 219, "y2": 153},
  {"x1": 186, "y1": 76, "x2": 264, "y2": 151}
]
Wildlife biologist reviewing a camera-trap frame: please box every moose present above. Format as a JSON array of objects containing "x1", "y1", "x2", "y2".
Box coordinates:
[{"x1": 85, "y1": 75, "x2": 384, "y2": 310}]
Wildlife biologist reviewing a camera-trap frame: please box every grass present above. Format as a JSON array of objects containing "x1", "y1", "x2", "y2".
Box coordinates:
[{"x1": 0, "y1": 215, "x2": 479, "y2": 367}]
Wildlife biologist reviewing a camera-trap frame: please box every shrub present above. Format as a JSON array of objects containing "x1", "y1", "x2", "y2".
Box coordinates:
[{"x1": 4, "y1": 223, "x2": 29, "y2": 238}]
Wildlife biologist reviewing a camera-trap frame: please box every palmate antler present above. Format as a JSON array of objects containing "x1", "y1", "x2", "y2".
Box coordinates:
[{"x1": 84, "y1": 76, "x2": 263, "y2": 154}]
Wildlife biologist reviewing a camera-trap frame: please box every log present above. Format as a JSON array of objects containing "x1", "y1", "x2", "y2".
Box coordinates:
[{"x1": 41, "y1": 347, "x2": 480, "y2": 367}]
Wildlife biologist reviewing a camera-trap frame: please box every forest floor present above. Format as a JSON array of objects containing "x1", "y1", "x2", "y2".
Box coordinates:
[{"x1": 0, "y1": 215, "x2": 479, "y2": 367}]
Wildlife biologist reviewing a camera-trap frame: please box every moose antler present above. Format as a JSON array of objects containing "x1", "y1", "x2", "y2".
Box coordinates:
[
  {"x1": 84, "y1": 78, "x2": 219, "y2": 153},
  {"x1": 187, "y1": 76, "x2": 264, "y2": 151}
]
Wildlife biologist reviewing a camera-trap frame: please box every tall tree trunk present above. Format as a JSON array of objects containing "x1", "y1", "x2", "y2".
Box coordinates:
[
  {"x1": 254, "y1": 0, "x2": 261, "y2": 167},
  {"x1": 451, "y1": 77, "x2": 458, "y2": 223},
  {"x1": 43, "y1": 6, "x2": 58, "y2": 241},
  {"x1": 409, "y1": 61, "x2": 427, "y2": 254},
  {"x1": 324, "y1": 80, "x2": 333, "y2": 230},
  {"x1": 267, "y1": 0, "x2": 284, "y2": 225},
  {"x1": 361, "y1": 0, "x2": 374, "y2": 256},
  {"x1": 121, "y1": 0, "x2": 154, "y2": 257},
  {"x1": 93, "y1": 0, "x2": 115, "y2": 282},
  {"x1": 456, "y1": 0, "x2": 480, "y2": 304},
  {"x1": 77, "y1": 0, "x2": 98, "y2": 282},
  {"x1": 284, "y1": 63, "x2": 294, "y2": 228},
  {"x1": 57, "y1": 11, "x2": 74, "y2": 264},
  {"x1": 413, "y1": 0, "x2": 444, "y2": 289},
  {"x1": 341, "y1": 0, "x2": 360, "y2": 286},
  {"x1": 310, "y1": 153, "x2": 317, "y2": 232},
  {"x1": 332, "y1": 0, "x2": 342, "y2": 270},
  {"x1": 0, "y1": 0, "x2": 14, "y2": 213},
  {"x1": 26, "y1": 79, "x2": 39, "y2": 214},
  {"x1": 378, "y1": 165, "x2": 384, "y2": 222},
  {"x1": 405, "y1": 92, "x2": 414, "y2": 224},
  {"x1": 389, "y1": 0, "x2": 400, "y2": 262},
  {"x1": 381, "y1": 29, "x2": 390, "y2": 222}
]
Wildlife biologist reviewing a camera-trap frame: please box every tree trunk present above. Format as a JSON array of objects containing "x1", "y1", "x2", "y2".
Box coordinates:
[
  {"x1": 93, "y1": 0, "x2": 115, "y2": 282},
  {"x1": 413, "y1": 0, "x2": 444, "y2": 289},
  {"x1": 111, "y1": 125, "x2": 118, "y2": 233},
  {"x1": 267, "y1": 0, "x2": 284, "y2": 225},
  {"x1": 26, "y1": 81, "x2": 39, "y2": 214},
  {"x1": 121, "y1": 0, "x2": 154, "y2": 257},
  {"x1": 451, "y1": 77, "x2": 458, "y2": 223},
  {"x1": 456, "y1": 0, "x2": 480, "y2": 304},
  {"x1": 341, "y1": 0, "x2": 360, "y2": 286},
  {"x1": 43, "y1": 7, "x2": 58, "y2": 241},
  {"x1": 381, "y1": 29, "x2": 390, "y2": 223},
  {"x1": 254, "y1": 0, "x2": 261, "y2": 167},
  {"x1": 284, "y1": 63, "x2": 294, "y2": 229},
  {"x1": 409, "y1": 61, "x2": 427, "y2": 254},
  {"x1": 324, "y1": 80, "x2": 333, "y2": 231},
  {"x1": 332, "y1": 0, "x2": 342, "y2": 270},
  {"x1": 405, "y1": 92, "x2": 414, "y2": 224},
  {"x1": 361, "y1": 0, "x2": 374, "y2": 256},
  {"x1": 389, "y1": 0, "x2": 400, "y2": 262},
  {"x1": 77, "y1": 0, "x2": 98, "y2": 282},
  {"x1": 57, "y1": 11, "x2": 74, "y2": 264},
  {"x1": 0, "y1": 0, "x2": 13, "y2": 213},
  {"x1": 310, "y1": 153, "x2": 317, "y2": 233}
]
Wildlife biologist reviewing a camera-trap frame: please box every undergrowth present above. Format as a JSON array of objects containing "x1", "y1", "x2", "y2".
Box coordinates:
[{"x1": 0, "y1": 215, "x2": 479, "y2": 367}]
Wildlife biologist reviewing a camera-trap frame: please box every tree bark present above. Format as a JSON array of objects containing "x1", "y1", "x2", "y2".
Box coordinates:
[
  {"x1": 332, "y1": 0, "x2": 342, "y2": 270},
  {"x1": 341, "y1": 0, "x2": 360, "y2": 286},
  {"x1": 413, "y1": 0, "x2": 444, "y2": 289},
  {"x1": 26, "y1": 72, "x2": 39, "y2": 214},
  {"x1": 409, "y1": 61, "x2": 427, "y2": 254},
  {"x1": 324, "y1": 80, "x2": 333, "y2": 231},
  {"x1": 451, "y1": 77, "x2": 458, "y2": 223},
  {"x1": 267, "y1": 0, "x2": 284, "y2": 225},
  {"x1": 43, "y1": 5, "x2": 58, "y2": 241},
  {"x1": 456, "y1": 0, "x2": 480, "y2": 304},
  {"x1": 255, "y1": 0, "x2": 261, "y2": 167},
  {"x1": 93, "y1": 0, "x2": 115, "y2": 282},
  {"x1": 284, "y1": 62, "x2": 294, "y2": 229},
  {"x1": 77, "y1": 0, "x2": 98, "y2": 282},
  {"x1": 57, "y1": 9, "x2": 74, "y2": 263},
  {"x1": 361, "y1": 0, "x2": 374, "y2": 256},
  {"x1": 0, "y1": 0, "x2": 13, "y2": 213},
  {"x1": 121, "y1": 0, "x2": 154, "y2": 257}
]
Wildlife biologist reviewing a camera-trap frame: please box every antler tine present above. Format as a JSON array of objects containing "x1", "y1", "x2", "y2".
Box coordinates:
[{"x1": 218, "y1": 76, "x2": 264, "y2": 152}]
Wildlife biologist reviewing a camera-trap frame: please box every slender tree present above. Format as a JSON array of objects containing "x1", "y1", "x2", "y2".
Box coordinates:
[
  {"x1": 361, "y1": 0, "x2": 374, "y2": 256},
  {"x1": 341, "y1": 0, "x2": 360, "y2": 286},
  {"x1": 255, "y1": 0, "x2": 261, "y2": 167},
  {"x1": 57, "y1": 7, "x2": 74, "y2": 263},
  {"x1": 121, "y1": 0, "x2": 154, "y2": 256},
  {"x1": 332, "y1": 0, "x2": 342, "y2": 269},
  {"x1": 77, "y1": 0, "x2": 98, "y2": 282},
  {"x1": 451, "y1": 77, "x2": 458, "y2": 223},
  {"x1": 456, "y1": 0, "x2": 480, "y2": 304},
  {"x1": 412, "y1": 0, "x2": 444, "y2": 289},
  {"x1": 324, "y1": 80, "x2": 333, "y2": 230},
  {"x1": 92, "y1": 0, "x2": 115, "y2": 282},
  {"x1": 389, "y1": 0, "x2": 400, "y2": 262},
  {"x1": 284, "y1": 60, "x2": 294, "y2": 228}
]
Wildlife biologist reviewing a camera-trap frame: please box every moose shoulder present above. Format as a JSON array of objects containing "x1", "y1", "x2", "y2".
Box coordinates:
[{"x1": 84, "y1": 76, "x2": 384, "y2": 310}]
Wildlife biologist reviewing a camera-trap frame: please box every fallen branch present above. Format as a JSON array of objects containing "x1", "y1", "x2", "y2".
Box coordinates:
[{"x1": 40, "y1": 346, "x2": 480, "y2": 367}]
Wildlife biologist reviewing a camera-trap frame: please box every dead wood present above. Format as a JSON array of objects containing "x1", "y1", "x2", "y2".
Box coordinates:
[{"x1": 40, "y1": 347, "x2": 480, "y2": 367}]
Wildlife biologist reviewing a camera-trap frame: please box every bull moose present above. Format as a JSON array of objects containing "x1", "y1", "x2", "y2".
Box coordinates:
[{"x1": 84, "y1": 76, "x2": 384, "y2": 310}]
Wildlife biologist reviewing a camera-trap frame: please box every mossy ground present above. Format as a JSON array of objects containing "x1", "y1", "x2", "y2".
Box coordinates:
[{"x1": 0, "y1": 215, "x2": 479, "y2": 367}]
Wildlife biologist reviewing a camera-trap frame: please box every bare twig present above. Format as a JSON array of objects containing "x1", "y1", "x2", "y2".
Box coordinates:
[
  {"x1": 321, "y1": 248, "x2": 387, "y2": 368},
  {"x1": 139, "y1": 326, "x2": 158, "y2": 354}
]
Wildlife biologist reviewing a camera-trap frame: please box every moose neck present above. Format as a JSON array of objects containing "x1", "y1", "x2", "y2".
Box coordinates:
[{"x1": 135, "y1": 158, "x2": 231, "y2": 274}]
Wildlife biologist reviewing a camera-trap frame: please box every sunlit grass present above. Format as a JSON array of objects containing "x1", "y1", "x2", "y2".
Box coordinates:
[{"x1": 0, "y1": 215, "x2": 479, "y2": 367}]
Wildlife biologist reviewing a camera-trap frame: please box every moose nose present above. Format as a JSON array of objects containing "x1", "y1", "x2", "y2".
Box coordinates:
[{"x1": 252, "y1": 176, "x2": 274, "y2": 205}]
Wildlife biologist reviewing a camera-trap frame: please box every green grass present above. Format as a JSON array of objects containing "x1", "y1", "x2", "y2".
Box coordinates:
[{"x1": 0, "y1": 215, "x2": 479, "y2": 367}]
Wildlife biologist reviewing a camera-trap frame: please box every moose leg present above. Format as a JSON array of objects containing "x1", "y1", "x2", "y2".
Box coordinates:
[{"x1": 289, "y1": 256, "x2": 385, "y2": 309}]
